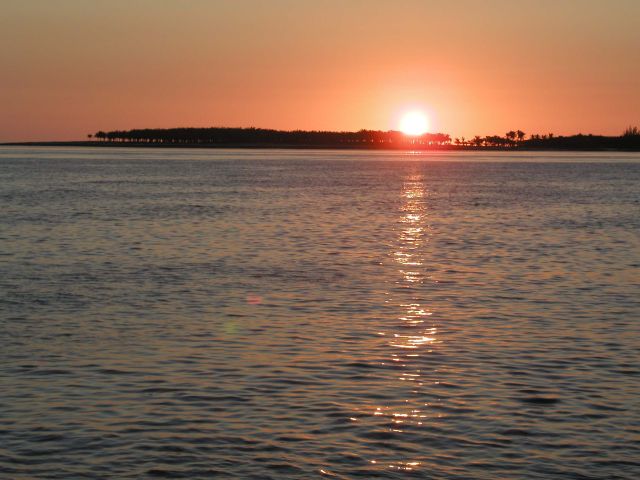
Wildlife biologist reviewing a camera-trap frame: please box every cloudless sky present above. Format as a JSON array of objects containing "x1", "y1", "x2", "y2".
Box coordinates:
[{"x1": 1, "y1": 0, "x2": 638, "y2": 141}]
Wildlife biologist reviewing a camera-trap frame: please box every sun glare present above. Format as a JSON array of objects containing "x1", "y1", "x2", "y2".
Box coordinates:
[{"x1": 399, "y1": 111, "x2": 429, "y2": 136}]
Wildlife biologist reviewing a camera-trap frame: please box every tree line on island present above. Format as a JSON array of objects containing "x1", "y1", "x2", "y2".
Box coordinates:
[
  {"x1": 88, "y1": 126, "x2": 640, "y2": 150},
  {"x1": 90, "y1": 128, "x2": 453, "y2": 147}
]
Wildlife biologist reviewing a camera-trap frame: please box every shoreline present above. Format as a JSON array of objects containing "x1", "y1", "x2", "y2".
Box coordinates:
[{"x1": 2, "y1": 141, "x2": 639, "y2": 152}]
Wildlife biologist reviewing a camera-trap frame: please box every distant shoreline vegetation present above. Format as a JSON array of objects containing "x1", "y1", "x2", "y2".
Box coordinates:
[
  {"x1": 4, "y1": 126, "x2": 640, "y2": 150},
  {"x1": 88, "y1": 126, "x2": 640, "y2": 150}
]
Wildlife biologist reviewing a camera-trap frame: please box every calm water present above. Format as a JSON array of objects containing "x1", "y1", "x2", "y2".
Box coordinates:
[{"x1": 1, "y1": 147, "x2": 639, "y2": 479}]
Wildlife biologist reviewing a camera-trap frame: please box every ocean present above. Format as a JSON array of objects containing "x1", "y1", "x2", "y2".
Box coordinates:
[{"x1": 1, "y1": 147, "x2": 639, "y2": 479}]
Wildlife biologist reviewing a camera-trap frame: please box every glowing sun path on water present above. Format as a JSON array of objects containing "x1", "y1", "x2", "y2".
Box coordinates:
[{"x1": 351, "y1": 174, "x2": 440, "y2": 475}]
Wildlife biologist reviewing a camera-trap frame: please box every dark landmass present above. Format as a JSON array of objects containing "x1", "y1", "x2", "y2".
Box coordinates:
[{"x1": 4, "y1": 126, "x2": 640, "y2": 151}]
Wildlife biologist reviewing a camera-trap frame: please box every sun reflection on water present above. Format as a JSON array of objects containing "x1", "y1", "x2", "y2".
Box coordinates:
[
  {"x1": 366, "y1": 173, "x2": 441, "y2": 472},
  {"x1": 391, "y1": 175, "x2": 438, "y2": 353}
]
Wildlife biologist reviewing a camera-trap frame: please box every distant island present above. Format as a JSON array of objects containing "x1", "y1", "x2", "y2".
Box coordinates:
[{"x1": 4, "y1": 126, "x2": 640, "y2": 151}]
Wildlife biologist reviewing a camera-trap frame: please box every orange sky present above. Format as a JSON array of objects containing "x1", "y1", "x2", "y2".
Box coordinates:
[{"x1": 1, "y1": 0, "x2": 639, "y2": 141}]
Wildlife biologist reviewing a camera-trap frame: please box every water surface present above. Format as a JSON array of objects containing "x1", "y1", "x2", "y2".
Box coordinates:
[{"x1": 1, "y1": 147, "x2": 639, "y2": 479}]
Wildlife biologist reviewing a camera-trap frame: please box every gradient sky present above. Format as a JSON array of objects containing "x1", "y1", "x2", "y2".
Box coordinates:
[{"x1": 1, "y1": 0, "x2": 639, "y2": 141}]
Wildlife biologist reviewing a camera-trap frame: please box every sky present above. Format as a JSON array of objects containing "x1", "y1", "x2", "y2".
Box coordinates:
[{"x1": 1, "y1": 0, "x2": 639, "y2": 141}]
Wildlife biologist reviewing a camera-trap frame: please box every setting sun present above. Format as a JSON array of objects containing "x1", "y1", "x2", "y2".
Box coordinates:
[{"x1": 399, "y1": 111, "x2": 429, "y2": 136}]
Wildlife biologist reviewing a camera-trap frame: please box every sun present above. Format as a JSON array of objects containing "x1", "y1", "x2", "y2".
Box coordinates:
[{"x1": 399, "y1": 111, "x2": 429, "y2": 136}]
